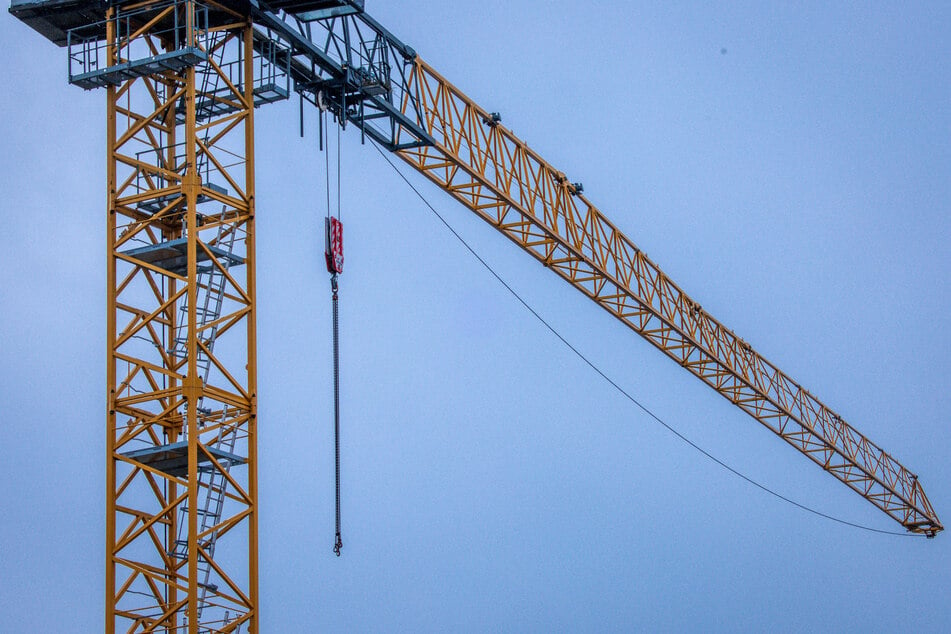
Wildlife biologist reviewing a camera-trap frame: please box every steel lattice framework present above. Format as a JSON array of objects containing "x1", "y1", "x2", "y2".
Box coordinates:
[
  {"x1": 102, "y1": 1, "x2": 258, "y2": 630},
  {"x1": 8, "y1": 0, "x2": 943, "y2": 630},
  {"x1": 245, "y1": 4, "x2": 938, "y2": 535},
  {"x1": 393, "y1": 59, "x2": 942, "y2": 535}
]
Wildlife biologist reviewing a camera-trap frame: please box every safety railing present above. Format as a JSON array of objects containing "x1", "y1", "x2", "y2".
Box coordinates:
[{"x1": 67, "y1": 0, "x2": 211, "y2": 89}]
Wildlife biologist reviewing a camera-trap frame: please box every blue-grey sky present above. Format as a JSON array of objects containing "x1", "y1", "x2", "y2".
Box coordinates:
[{"x1": 1, "y1": 1, "x2": 949, "y2": 631}]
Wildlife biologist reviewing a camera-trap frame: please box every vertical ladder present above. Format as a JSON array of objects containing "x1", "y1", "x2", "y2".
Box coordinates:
[
  {"x1": 169, "y1": 216, "x2": 243, "y2": 632},
  {"x1": 171, "y1": 32, "x2": 245, "y2": 631}
]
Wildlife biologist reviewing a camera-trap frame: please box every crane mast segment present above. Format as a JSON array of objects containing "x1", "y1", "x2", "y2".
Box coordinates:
[
  {"x1": 18, "y1": 0, "x2": 269, "y2": 629},
  {"x1": 6, "y1": 0, "x2": 942, "y2": 629}
]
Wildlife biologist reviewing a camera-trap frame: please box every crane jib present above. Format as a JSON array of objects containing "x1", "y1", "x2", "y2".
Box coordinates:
[
  {"x1": 248, "y1": 1, "x2": 941, "y2": 535},
  {"x1": 239, "y1": 3, "x2": 939, "y2": 537},
  {"x1": 389, "y1": 57, "x2": 941, "y2": 536}
]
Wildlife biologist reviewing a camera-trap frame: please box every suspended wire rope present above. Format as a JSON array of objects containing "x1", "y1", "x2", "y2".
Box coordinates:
[
  {"x1": 337, "y1": 120, "x2": 342, "y2": 222},
  {"x1": 323, "y1": 107, "x2": 344, "y2": 555},
  {"x1": 331, "y1": 274, "x2": 342, "y2": 556},
  {"x1": 324, "y1": 110, "x2": 331, "y2": 220},
  {"x1": 369, "y1": 140, "x2": 919, "y2": 538}
]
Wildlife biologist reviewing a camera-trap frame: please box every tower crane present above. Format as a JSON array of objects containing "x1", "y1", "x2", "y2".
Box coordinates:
[{"x1": 8, "y1": 0, "x2": 942, "y2": 631}]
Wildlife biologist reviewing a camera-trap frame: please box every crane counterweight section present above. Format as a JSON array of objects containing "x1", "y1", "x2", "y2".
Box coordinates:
[{"x1": 8, "y1": 0, "x2": 106, "y2": 46}]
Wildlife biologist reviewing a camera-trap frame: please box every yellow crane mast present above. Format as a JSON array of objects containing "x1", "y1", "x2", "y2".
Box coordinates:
[{"x1": 8, "y1": 0, "x2": 942, "y2": 632}]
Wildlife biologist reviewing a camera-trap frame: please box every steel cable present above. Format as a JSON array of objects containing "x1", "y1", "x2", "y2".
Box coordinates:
[
  {"x1": 332, "y1": 275, "x2": 343, "y2": 555},
  {"x1": 370, "y1": 140, "x2": 921, "y2": 538}
]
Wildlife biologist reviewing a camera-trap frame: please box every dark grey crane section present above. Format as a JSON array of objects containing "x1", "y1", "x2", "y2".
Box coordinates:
[{"x1": 10, "y1": 0, "x2": 434, "y2": 150}]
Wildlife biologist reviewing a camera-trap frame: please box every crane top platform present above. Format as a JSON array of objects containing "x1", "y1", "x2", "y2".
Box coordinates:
[
  {"x1": 9, "y1": 0, "x2": 107, "y2": 45},
  {"x1": 9, "y1": 0, "x2": 364, "y2": 46}
]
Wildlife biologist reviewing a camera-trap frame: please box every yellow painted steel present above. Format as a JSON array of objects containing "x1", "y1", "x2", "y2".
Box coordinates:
[
  {"x1": 4, "y1": 3, "x2": 928, "y2": 632},
  {"x1": 394, "y1": 57, "x2": 942, "y2": 536},
  {"x1": 105, "y1": 2, "x2": 258, "y2": 630}
]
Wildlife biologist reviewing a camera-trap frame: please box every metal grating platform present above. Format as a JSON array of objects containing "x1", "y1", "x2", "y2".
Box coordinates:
[
  {"x1": 137, "y1": 182, "x2": 228, "y2": 214},
  {"x1": 70, "y1": 47, "x2": 207, "y2": 89},
  {"x1": 121, "y1": 440, "x2": 246, "y2": 477},
  {"x1": 9, "y1": 0, "x2": 263, "y2": 47},
  {"x1": 176, "y1": 82, "x2": 290, "y2": 123},
  {"x1": 122, "y1": 237, "x2": 245, "y2": 276},
  {"x1": 254, "y1": 82, "x2": 290, "y2": 105},
  {"x1": 267, "y1": 0, "x2": 363, "y2": 21}
]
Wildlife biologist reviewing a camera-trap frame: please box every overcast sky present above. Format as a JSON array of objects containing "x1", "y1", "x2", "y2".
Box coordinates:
[{"x1": 1, "y1": 1, "x2": 949, "y2": 631}]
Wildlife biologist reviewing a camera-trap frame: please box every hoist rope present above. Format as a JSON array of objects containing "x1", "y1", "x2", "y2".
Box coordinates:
[
  {"x1": 332, "y1": 273, "x2": 342, "y2": 556},
  {"x1": 337, "y1": 121, "x2": 342, "y2": 222},
  {"x1": 369, "y1": 140, "x2": 922, "y2": 538},
  {"x1": 325, "y1": 109, "x2": 344, "y2": 556},
  {"x1": 324, "y1": 111, "x2": 331, "y2": 219}
]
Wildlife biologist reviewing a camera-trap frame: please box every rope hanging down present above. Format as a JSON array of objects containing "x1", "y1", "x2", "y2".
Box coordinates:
[
  {"x1": 322, "y1": 105, "x2": 346, "y2": 556},
  {"x1": 329, "y1": 267, "x2": 343, "y2": 556},
  {"x1": 326, "y1": 213, "x2": 345, "y2": 557},
  {"x1": 369, "y1": 140, "x2": 921, "y2": 538}
]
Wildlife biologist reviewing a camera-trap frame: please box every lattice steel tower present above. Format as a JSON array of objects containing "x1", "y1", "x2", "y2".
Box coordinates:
[
  {"x1": 10, "y1": 0, "x2": 942, "y2": 631},
  {"x1": 12, "y1": 0, "x2": 291, "y2": 629}
]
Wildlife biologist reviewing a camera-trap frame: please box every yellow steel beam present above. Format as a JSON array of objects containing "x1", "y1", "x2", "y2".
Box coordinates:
[
  {"x1": 106, "y1": 4, "x2": 258, "y2": 630},
  {"x1": 394, "y1": 56, "x2": 942, "y2": 536}
]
